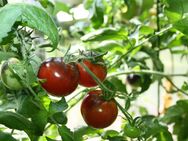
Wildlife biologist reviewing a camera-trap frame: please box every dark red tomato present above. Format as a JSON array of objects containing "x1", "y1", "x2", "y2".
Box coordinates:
[
  {"x1": 37, "y1": 57, "x2": 79, "y2": 97},
  {"x1": 77, "y1": 59, "x2": 107, "y2": 87},
  {"x1": 126, "y1": 74, "x2": 141, "y2": 88},
  {"x1": 81, "y1": 90, "x2": 118, "y2": 128}
]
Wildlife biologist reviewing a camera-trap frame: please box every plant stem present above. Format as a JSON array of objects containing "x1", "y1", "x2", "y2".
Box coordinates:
[
  {"x1": 65, "y1": 90, "x2": 86, "y2": 114},
  {"x1": 114, "y1": 98, "x2": 133, "y2": 124},
  {"x1": 108, "y1": 25, "x2": 172, "y2": 69},
  {"x1": 108, "y1": 70, "x2": 188, "y2": 77},
  {"x1": 156, "y1": 0, "x2": 161, "y2": 116},
  {"x1": 157, "y1": 81, "x2": 160, "y2": 116},
  {"x1": 166, "y1": 77, "x2": 188, "y2": 95}
]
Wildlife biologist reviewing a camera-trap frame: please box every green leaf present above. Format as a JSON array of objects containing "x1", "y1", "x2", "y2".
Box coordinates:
[
  {"x1": 154, "y1": 131, "x2": 173, "y2": 141},
  {"x1": 49, "y1": 98, "x2": 68, "y2": 115},
  {"x1": 165, "y1": 0, "x2": 188, "y2": 19},
  {"x1": 139, "y1": 106, "x2": 148, "y2": 116},
  {"x1": 48, "y1": 112, "x2": 67, "y2": 125},
  {"x1": 0, "y1": 51, "x2": 17, "y2": 62},
  {"x1": 107, "y1": 77, "x2": 127, "y2": 93},
  {"x1": 95, "y1": 41, "x2": 124, "y2": 52},
  {"x1": 0, "y1": 131, "x2": 17, "y2": 141},
  {"x1": 139, "y1": 26, "x2": 154, "y2": 36},
  {"x1": 81, "y1": 28, "x2": 127, "y2": 42},
  {"x1": 58, "y1": 125, "x2": 74, "y2": 141},
  {"x1": 17, "y1": 95, "x2": 48, "y2": 135},
  {"x1": 53, "y1": 1, "x2": 70, "y2": 15},
  {"x1": 46, "y1": 137, "x2": 57, "y2": 141},
  {"x1": 0, "y1": 111, "x2": 33, "y2": 131},
  {"x1": 73, "y1": 126, "x2": 102, "y2": 141},
  {"x1": 31, "y1": 109, "x2": 48, "y2": 136},
  {"x1": 141, "y1": 115, "x2": 172, "y2": 140},
  {"x1": 89, "y1": 0, "x2": 104, "y2": 28},
  {"x1": 0, "y1": 3, "x2": 59, "y2": 50},
  {"x1": 174, "y1": 17, "x2": 188, "y2": 36},
  {"x1": 162, "y1": 100, "x2": 188, "y2": 124},
  {"x1": 101, "y1": 130, "x2": 119, "y2": 139}
]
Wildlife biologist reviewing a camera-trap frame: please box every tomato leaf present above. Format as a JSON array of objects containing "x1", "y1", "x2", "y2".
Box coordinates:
[
  {"x1": 141, "y1": 115, "x2": 173, "y2": 141},
  {"x1": 0, "y1": 111, "x2": 33, "y2": 131},
  {"x1": 53, "y1": 1, "x2": 70, "y2": 15},
  {"x1": 89, "y1": 0, "x2": 104, "y2": 28},
  {"x1": 139, "y1": 26, "x2": 154, "y2": 36},
  {"x1": 73, "y1": 126, "x2": 103, "y2": 141},
  {"x1": 0, "y1": 3, "x2": 59, "y2": 50},
  {"x1": 101, "y1": 130, "x2": 119, "y2": 139},
  {"x1": 107, "y1": 77, "x2": 127, "y2": 93},
  {"x1": 0, "y1": 131, "x2": 17, "y2": 141},
  {"x1": 174, "y1": 17, "x2": 188, "y2": 36},
  {"x1": 81, "y1": 28, "x2": 127, "y2": 42},
  {"x1": 48, "y1": 112, "x2": 67, "y2": 125},
  {"x1": 46, "y1": 137, "x2": 57, "y2": 141},
  {"x1": 0, "y1": 51, "x2": 17, "y2": 62},
  {"x1": 165, "y1": 0, "x2": 188, "y2": 23},
  {"x1": 95, "y1": 41, "x2": 125, "y2": 52},
  {"x1": 17, "y1": 95, "x2": 48, "y2": 135},
  {"x1": 49, "y1": 98, "x2": 68, "y2": 115},
  {"x1": 58, "y1": 125, "x2": 74, "y2": 141}
]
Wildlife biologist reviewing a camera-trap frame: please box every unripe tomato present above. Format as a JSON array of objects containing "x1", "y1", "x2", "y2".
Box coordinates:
[
  {"x1": 77, "y1": 59, "x2": 107, "y2": 87},
  {"x1": 0, "y1": 58, "x2": 23, "y2": 90},
  {"x1": 37, "y1": 57, "x2": 79, "y2": 97},
  {"x1": 124, "y1": 123, "x2": 141, "y2": 138},
  {"x1": 126, "y1": 74, "x2": 141, "y2": 88},
  {"x1": 81, "y1": 90, "x2": 118, "y2": 128}
]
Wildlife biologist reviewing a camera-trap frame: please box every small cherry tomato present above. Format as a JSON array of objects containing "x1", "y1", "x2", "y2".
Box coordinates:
[
  {"x1": 124, "y1": 123, "x2": 141, "y2": 138},
  {"x1": 81, "y1": 90, "x2": 118, "y2": 128},
  {"x1": 77, "y1": 59, "x2": 107, "y2": 87},
  {"x1": 0, "y1": 58, "x2": 23, "y2": 90},
  {"x1": 126, "y1": 74, "x2": 141, "y2": 88},
  {"x1": 37, "y1": 57, "x2": 79, "y2": 97}
]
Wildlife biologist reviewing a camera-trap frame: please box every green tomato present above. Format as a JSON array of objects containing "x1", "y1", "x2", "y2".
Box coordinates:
[
  {"x1": 124, "y1": 123, "x2": 141, "y2": 138},
  {"x1": 0, "y1": 58, "x2": 23, "y2": 90}
]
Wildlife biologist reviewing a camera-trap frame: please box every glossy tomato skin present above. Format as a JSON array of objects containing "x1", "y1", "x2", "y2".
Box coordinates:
[
  {"x1": 1, "y1": 58, "x2": 23, "y2": 90},
  {"x1": 77, "y1": 59, "x2": 107, "y2": 87},
  {"x1": 37, "y1": 57, "x2": 79, "y2": 97},
  {"x1": 81, "y1": 90, "x2": 118, "y2": 128}
]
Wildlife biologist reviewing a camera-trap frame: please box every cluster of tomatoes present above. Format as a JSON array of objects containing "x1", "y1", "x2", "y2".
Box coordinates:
[
  {"x1": 37, "y1": 57, "x2": 119, "y2": 129},
  {"x1": 0, "y1": 57, "x2": 142, "y2": 137}
]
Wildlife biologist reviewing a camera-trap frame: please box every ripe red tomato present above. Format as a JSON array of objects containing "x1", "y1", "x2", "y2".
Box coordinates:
[
  {"x1": 37, "y1": 57, "x2": 79, "y2": 97},
  {"x1": 81, "y1": 90, "x2": 118, "y2": 128},
  {"x1": 77, "y1": 59, "x2": 107, "y2": 87}
]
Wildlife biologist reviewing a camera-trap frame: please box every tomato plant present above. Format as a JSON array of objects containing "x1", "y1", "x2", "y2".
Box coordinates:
[
  {"x1": 81, "y1": 90, "x2": 118, "y2": 128},
  {"x1": 37, "y1": 57, "x2": 79, "y2": 97},
  {"x1": 0, "y1": 58, "x2": 23, "y2": 90},
  {"x1": 0, "y1": 0, "x2": 187, "y2": 141}
]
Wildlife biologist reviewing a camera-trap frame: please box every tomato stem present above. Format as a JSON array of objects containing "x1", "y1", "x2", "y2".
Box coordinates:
[
  {"x1": 108, "y1": 70, "x2": 188, "y2": 78},
  {"x1": 114, "y1": 98, "x2": 133, "y2": 124},
  {"x1": 65, "y1": 89, "x2": 88, "y2": 114}
]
